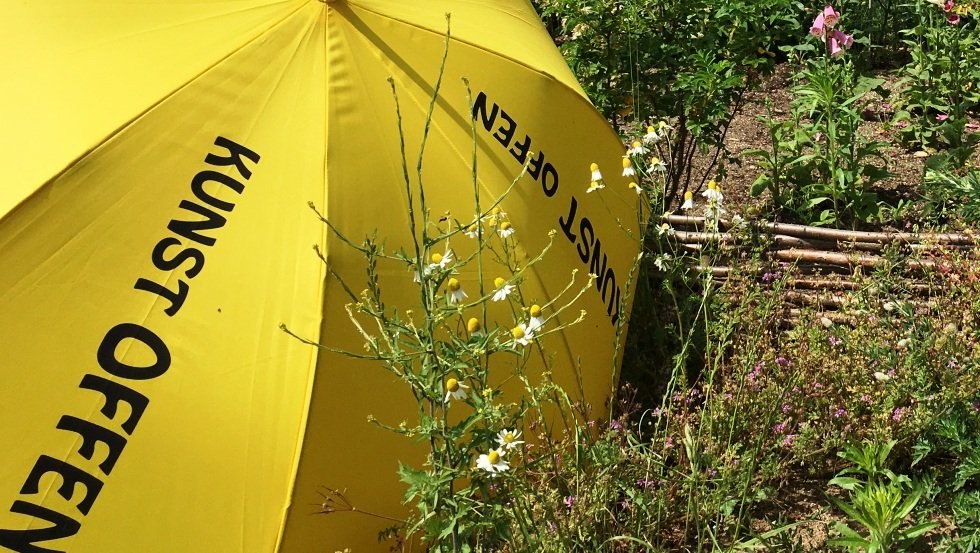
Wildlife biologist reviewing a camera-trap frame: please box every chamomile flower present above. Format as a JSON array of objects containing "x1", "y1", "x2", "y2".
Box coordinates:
[
  {"x1": 511, "y1": 323, "x2": 533, "y2": 347},
  {"x1": 628, "y1": 181, "x2": 642, "y2": 195},
  {"x1": 643, "y1": 125, "x2": 660, "y2": 144},
  {"x1": 476, "y1": 448, "x2": 509, "y2": 475},
  {"x1": 701, "y1": 180, "x2": 723, "y2": 202},
  {"x1": 622, "y1": 157, "x2": 636, "y2": 177},
  {"x1": 445, "y1": 377, "x2": 469, "y2": 402},
  {"x1": 447, "y1": 278, "x2": 468, "y2": 304},
  {"x1": 627, "y1": 140, "x2": 648, "y2": 156},
  {"x1": 590, "y1": 162, "x2": 603, "y2": 181},
  {"x1": 657, "y1": 222, "x2": 675, "y2": 237},
  {"x1": 873, "y1": 371, "x2": 891, "y2": 383},
  {"x1": 428, "y1": 250, "x2": 453, "y2": 271},
  {"x1": 586, "y1": 180, "x2": 605, "y2": 193},
  {"x1": 484, "y1": 206, "x2": 506, "y2": 227},
  {"x1": 657, "y1": 120, "x2": 673, "y2": 132},
  {"x1": 649, "y1": 157, "x2": 667, "y2": 172},
  {"x1": 498, "y1": 221, "x2": 515, "y2": 238},
  {"x1": 496, "y1": 429, "x2": 525, "y2": 451},
  {"x1": 467, "y1": 317, "x2": 484, "y2": 336},
  {"x1": 464, "y1": 223, "x2": 480, "y2": 239},
  {"x1": 492, "y1": 277, "x2": 514, "y2": 302},
  {"x1": 528, "y1": 304, "x2": 545, "y2": 332},
  {"x1": 652, "y1": 253, "x2": 672, "y2": 271},
  {"x1": 681, "y1": 190, "x2": 694, "y2": 210}
]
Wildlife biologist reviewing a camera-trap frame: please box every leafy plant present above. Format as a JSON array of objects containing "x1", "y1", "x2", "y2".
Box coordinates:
[{"x1": 828, "y1": 440, "x2": 939, "y2": 552}]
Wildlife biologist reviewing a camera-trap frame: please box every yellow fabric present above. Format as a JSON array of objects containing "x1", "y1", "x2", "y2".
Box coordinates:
[{"x1": 0, "y1": 2, "x2": 645, "y2": 552}]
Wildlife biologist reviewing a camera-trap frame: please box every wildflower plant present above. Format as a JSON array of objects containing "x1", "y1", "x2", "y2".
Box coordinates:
[{"x1": 766, "y1": 4, "x2": 890, "y2": 226}]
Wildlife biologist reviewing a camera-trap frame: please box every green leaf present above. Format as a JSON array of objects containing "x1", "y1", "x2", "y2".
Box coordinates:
[{"x1": 750, "y1": 174, "x2": 770, "y2": 196}]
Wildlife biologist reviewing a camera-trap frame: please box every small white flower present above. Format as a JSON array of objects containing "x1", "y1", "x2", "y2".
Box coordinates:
[
  {"x1": 657, "y1": 120, "x2": 673, "y2": 132},
  {"x1": 586, "y1": 180, "x2": 605, "y2": 193},
  {"x1": 873, "y1": 371, "x2": 891, "y2": 383},
  {"x1": 528, "y1": 304, "x2": 545, "y2": 332},
  {"x1": 492, "y1": 277, "x2": 514, "y2": 302},
  {"x1": 427, "y1": 250, "x2": 453, "y2": 271},
  {"x1": 510, "y1": 323, "x2": 533, "y2": 347},
  {"x1": 498, "y1": 221, "x2": 515, "y2": 238},
  {"x1": 483, "y1": 206, "x2": 507, "y2": 227},
  {"x1": 681, "y1": 190, "x2": 694, "y2": 211},
  {"x1": 643, "y1": 125, "x2": 661, "y2": 144},
  {"x1": 628, "y1": 182, "x2": 642, "y2": 195},
  {"x1": 445, "y1": 377, "x2": 469, "y2": 402},
  {"x1": 649, "y1": 156, "x2": 667, "y2": 172},
  {"x1": 496, "y1": 429, "x2": 525, "y2": 451},
  {"x1": 622, "y1": 157, "x2": 636, "y2": 177},
  {"x1": 731, "y1": 214, "x2": 748, "y2": 229},
  {"x1": 590, "y1": 162, "x2": 603, "y2": 182},
  {"x1": 820, "y1": 317, "x2": 834, "y2": 328},
  {"x1": 447, "y1": 278, "x2": 468, "y2": 304},
  {"x1": 627, "y1": 140, "x2": 649, "y2": 156},
  {"x1": 653, "y1": 254, "x2": 672, "y2": 271},
  {"x1": 897, "y1": 338, "x2": 910, "y2": 349},
  {"x1": 657, "y1": 223, "x2": 675, "y2": 237},
  {"x1": 464, "y1": 223, "x2": 480, "y2": 239},
  {"x1": 476, "y1": 448, "x2": 509, "y2": 475},
  {"x1": 701, "y1": 180, "x2": 723, "y2": 202}
]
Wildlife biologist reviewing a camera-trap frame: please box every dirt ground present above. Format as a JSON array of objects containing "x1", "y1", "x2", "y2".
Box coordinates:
[{"x1": 666, "y1": 63, "x2": 980, "y2": 229}]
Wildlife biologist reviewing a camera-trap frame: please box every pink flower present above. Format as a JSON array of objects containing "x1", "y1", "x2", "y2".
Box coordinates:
[
  {"x1": 948, "y1": 13, "x2": 961, "y2": 25},
  {"x1": 823, "y1": 5, "x2": 840, "y2": 28},
  {"x1": 895, "y1": 120, "x2": 909, "y2": 128},
  {"x1": 966, "y1": 123, "x2": 980, "y2": 131},
  {"x1": 810, "y1": 12, "x2": 826, "y2": 37},
  {"x1": 944, "y1": 0, "x2": 954, "y2": 12},
  {"x1": 937, "y1": 113, "x2": 949, "y2": 122}
]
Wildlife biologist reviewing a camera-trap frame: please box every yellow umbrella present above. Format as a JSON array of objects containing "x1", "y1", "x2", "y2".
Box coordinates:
[{"x1": 0, "y1": 1, "x2": 645, "y2": 551}]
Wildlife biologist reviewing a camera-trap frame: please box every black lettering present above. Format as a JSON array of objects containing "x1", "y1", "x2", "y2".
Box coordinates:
[
  {"x1": 56, "y1": 417, "x2": 126, "y2": 475},
  {"x1": 97, "y1": 323, "x2": 171, "y2": 381},
  {"x1": 78, "y1": 374, "x2": 148, "y2": 435},
  {"x1": 527, "y1": 150, "x2": 545, "y2": 180},
  {"x1": 20, "y1": 456, "x2": 102, "y2": 515},
  {"x1": 558, "y1": 197, "x2": 578, "y2": 244},
  {"x1": 601, "y1": 268, "x2": 617, "y2": 305},
  {"x1": 609, "y1": 285, "x2": 621, "y2": 324},
  {"x1": 206, "y1": 136, "x2": 260, "y2": 180},
  {"x1": 0, "y1": 500, "x2": 80, "y2": 553},
  {"x1": 151, "y1": 237, "x2": 205, "y2": 279},
  {"x1": 577, "y1": 217, "x2": 594, "y2": 263},
  {"x1": 190, "y1": 170, "x2": 243, "y2": 212},
  {"x1": 589, "y1": 238, "x2": 608, "y2": 294},
  {"x1": 541, "y1": 163, "x2": 559, "y2": 197},
  {"x1": 167, "y1": 200, "x2": 227, "y2": 246},
  {"x1": 509, "y1": 134, "x2": 531, "y2": 165},
  {"x1": 493, "y1": 110, "x2": 516, "y2": 147},
  {"x1": 472, "y1": 91, "x2": 498, "y2": 131},
  {"x1": 134, "y1": 278, "x2": 189, "y2": 317}
]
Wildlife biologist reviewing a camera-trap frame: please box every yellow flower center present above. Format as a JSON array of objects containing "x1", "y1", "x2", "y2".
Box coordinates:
[
  {"x1": 646, "y1": 125, "x2": 655, "y2": 134},
  {"x1": 491, "y1": 206, "x2": 502, "y2": 216},
  {"x1": 590, "y1": 162, "x2": 599, "y2": 172},
  {"x1": 494, "y1": 277, "x2": 506, "y2": 289},
  {"x1": 708, "y1": 180, "x2": 717, "y2": 190},
  {"x1": 530, "y1": 304, "x2": 542, "y2": 317},
  {"x1": 467, "y1": 318, "x2": 482, "y2": 333},
  {"x1": 622, "y1": 158, "x2": 632, "y2": 169},
  {"x1": 658, "y1": 121, "x2": 668, "y2": 129},
  {"x1": 500, "y1": 221, "x2": 512, "y2": 231},
  {"x1": 503, "y1": 432, "x2": 515, "y2": 443},
  {"x1": 467, "y1": 224, "x2": 478, "y2": 234},
  {"x1": 446, "y1": 378, "x2": 459, "y2": 392},
  {"x1": 631, "y1": 140, "x2": 642, "y2": 149},
  {"x1": 448, "y1": 278, "x2": 461, "y2": 292},
  {"x1": 430, "y1": 252, "x2": 443, "y2": 264},
  {"x1": 488, "y1": 450, "x2": 500, "y2": 465},
  {"x1": 511, "y1": 326, "x2": 525, "y2": 339},
  {"x1": 684, "y1": 190, "x2": 693, "y2": 200},
  {"x1": 651, "y1": 156, "x2": 661, "y2": 165}
]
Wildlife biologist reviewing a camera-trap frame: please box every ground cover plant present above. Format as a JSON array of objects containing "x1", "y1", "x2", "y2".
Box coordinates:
[{"x1": 312, "y1": 2, "x2": 980, "y2": 551}]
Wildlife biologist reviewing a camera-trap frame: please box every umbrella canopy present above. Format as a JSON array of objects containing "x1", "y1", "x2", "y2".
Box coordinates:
[{"x1": 0, "y1": 1, "x2": 645, "y2": 551}]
